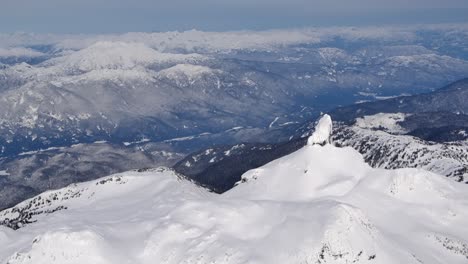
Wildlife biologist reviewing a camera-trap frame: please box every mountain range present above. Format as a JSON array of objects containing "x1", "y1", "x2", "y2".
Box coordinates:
[
  {"x1": 1, "y1": 76, "x2": 467, "y2": 210},
  {"x1": 2, "y1": 26, "x2": 468, "y2": 158},
  {"x1": 0, "y1": 25, "x2": 468, "y2": 214},
  {"x1": 0, "y1": 27, "x2": 467, "y2": 261},
  {"x1": 1, "y1": 138, "x2": 467, "y2": 263}
]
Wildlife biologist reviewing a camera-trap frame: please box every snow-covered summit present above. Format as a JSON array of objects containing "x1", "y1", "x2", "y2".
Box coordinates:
[
  {"x1": 0, "y1": 41, "x2": 209, "y2": 86},
  {"x1": 45, "y1": 41, "x2": 206, "y2": 72},
  {"x1": 157, "y1": 63, "x2": 221, "y2": 82},
  {"x1": 227, "y1": 145, "x2": 369, "y2": 201},
  {"x1": 1, "y1": 143, "x2": 468, "y2": 263},
  {"x1": 307, "y1": 114, "x2": 333, "y2": 145}
]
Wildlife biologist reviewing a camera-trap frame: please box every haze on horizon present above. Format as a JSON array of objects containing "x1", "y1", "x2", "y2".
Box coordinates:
[{"x1": 1, "y1": 0, "x2": 468, "y2": 33}]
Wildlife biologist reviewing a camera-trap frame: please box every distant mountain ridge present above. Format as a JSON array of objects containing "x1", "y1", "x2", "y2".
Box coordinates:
[
  {"x1": 2, "y1": 30, "x2": 468, "y2": 158},
  {"x1": 332, "y1": 78, "x2": 468, "y2": 120},
  {"x1": 331, "y1": 78, "x2": 468, "y2": 142}
]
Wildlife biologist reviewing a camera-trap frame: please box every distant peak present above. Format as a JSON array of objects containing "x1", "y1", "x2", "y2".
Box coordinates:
[{"x1": 46, "y1": 41, "x2": 206, "y2": 72}]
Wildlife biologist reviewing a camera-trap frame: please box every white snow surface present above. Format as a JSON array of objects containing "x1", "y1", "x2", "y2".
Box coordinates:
[
  {"x1": 307, "y1": 114, "x2": 333, "y2": 145},
  {"x1": 1, "y1": 146, "x2": 468, "y2": 263}
]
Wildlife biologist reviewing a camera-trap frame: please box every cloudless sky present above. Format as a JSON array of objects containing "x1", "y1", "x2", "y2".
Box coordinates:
[{"x1": 1, "y1": 0, "x2": 468, "y2": 33}]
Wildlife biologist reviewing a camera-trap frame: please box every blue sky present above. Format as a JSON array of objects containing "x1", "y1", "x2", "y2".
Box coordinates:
[{"x1": 2, "y1": 0, "x2": 468, "y2": 33}]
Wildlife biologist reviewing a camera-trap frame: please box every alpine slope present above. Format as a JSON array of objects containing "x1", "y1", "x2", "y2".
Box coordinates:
[{"x1": 0, "y1": 117, "x2": 467, "y2": 264}]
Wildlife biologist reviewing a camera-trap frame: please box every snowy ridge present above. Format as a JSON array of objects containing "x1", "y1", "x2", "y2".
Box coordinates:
[
  {"x1": 45, "y1": 41, "x2": 207, "y2": 72},
  {"x1": 0, "y1": 141, "x2": 185, "y2": 211},
  {"x1": 386, "y1": 54, "x2": 466, "y2": 68},
  {"x1": 157, "y1": 64, "x2": 221, "y2": 84},
  {"x1": 59, "y1": 67, "x2": 155, "y2": 83},
  {"x1": 333, "y1": 124, "x2": 468, "y2": 183},
  {"x1": 0, "y1": 167, "x2": 206, "y2": 229},
  {"x1": 1, "y1": 142, "x2": 468, "y2": 263},
  {"x1": 0, "y1": 42, "x2": 208, "y2": 85}
]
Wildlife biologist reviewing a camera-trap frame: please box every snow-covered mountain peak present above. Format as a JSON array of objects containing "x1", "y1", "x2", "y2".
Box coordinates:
[
  {"x1": 226, "y1": 145, "x2": 369, "y2": 201},
  {"x1": 46, "y1": 41, "x2": 207, "y2": 73},
  {"x1": 227, "y1": 145, "x2": 369, "y2": 201},
  {"x1": 157, "y1": 63, "x2": 221, "y2": 82},
  {"x1": 1, "y1": 143, "x2": 468, "y2": 263},
  {"x1": 227, "y1": 140, "x2": 465, "y2": 208}
]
